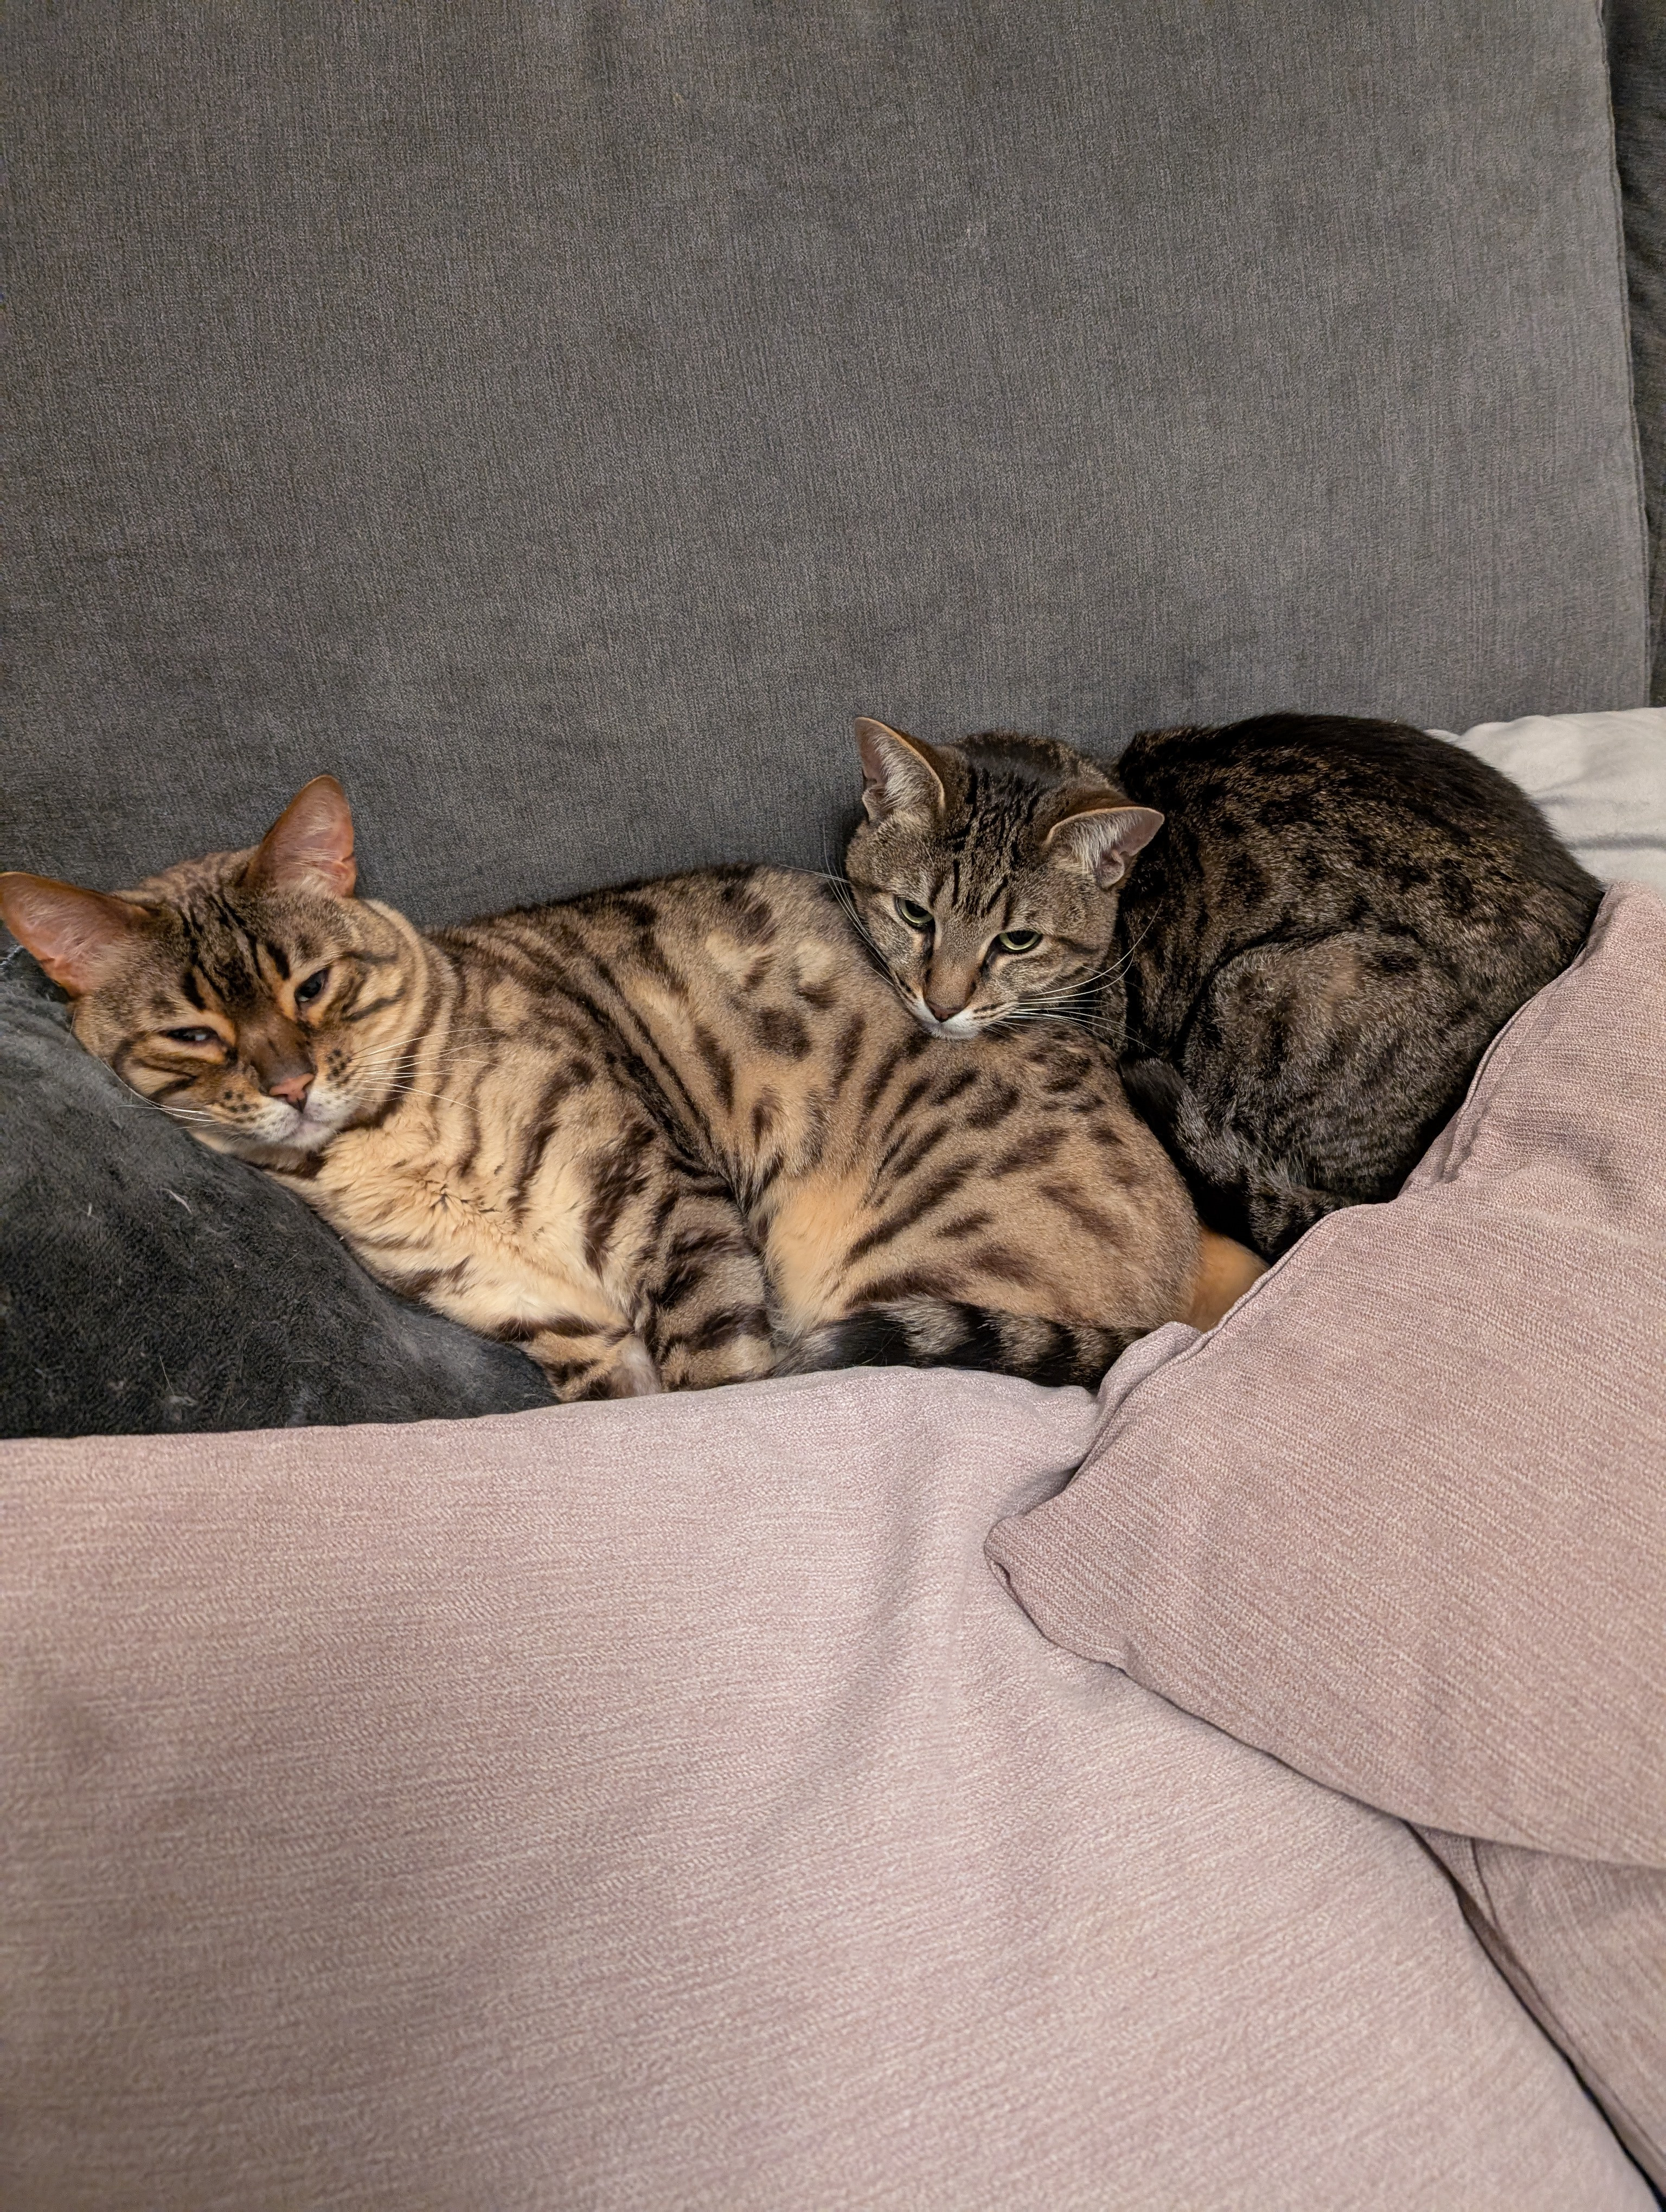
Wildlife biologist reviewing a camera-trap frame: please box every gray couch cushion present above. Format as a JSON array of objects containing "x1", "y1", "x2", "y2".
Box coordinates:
[
  {"x1": 1607, "y1": 0, "x2": 1666, "y2": 699},
  {"x1": 5, "y1": 0, "x2": 1649, "y2": 925},
  {"x1": 0, "y1": 961, "x2": 551, "y2": 1437}
]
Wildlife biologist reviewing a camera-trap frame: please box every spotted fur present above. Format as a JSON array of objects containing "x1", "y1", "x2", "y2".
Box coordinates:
[{"x1": 0, "y1": 777, "x2": 1233, "y2": 1400}]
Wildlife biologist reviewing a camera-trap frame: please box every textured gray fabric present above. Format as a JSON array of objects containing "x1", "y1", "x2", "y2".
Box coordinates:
[
  {"x1": 0, "y1": 957, "x2": 552, "y2": 1436},
  {"x1": 4, "y1": 1, "x2": 1649, "y2": 925},
  {"x1": 1608, "y1": 0, "x2": 1666, "y2": 700}
]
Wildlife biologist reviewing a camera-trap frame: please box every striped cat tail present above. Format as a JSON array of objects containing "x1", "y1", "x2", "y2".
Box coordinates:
[{"x1": 783, "y1": 1301, "x2": 1138, "y2": 1390}]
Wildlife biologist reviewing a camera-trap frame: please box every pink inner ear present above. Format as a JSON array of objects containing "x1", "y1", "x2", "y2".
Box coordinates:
[
  {"x1": 1045, "y1": 803, "x2": 1165, "y2": 886},
  {"x1": 0, "y1": 873, "x2": 149, "y2": 996},
  {"x1": 248, "y1": 776, "x2": 357, "y2": 897},
  {"x1": 854, "y1": 719, "x2": 946, "y2": 823}
]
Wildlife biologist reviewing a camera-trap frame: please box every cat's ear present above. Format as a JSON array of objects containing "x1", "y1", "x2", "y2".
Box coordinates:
[
  {"x1": 1043, "y1": 799, "x2": 1165, "y2": 889},
  {"x1": 855, "y1": 718, "x2": 949, "y2": 826},
  {"x1": 0, "y1": 872, "x2": 154, "y2": 994},
  {"x1": 246, "y1": 775, "x2": 357, "y2": 898}
]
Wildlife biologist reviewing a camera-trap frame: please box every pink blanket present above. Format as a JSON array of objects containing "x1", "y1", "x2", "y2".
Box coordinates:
[{"x1": 1, "y1": 1367, "x2": 1644, "y2": 2207}]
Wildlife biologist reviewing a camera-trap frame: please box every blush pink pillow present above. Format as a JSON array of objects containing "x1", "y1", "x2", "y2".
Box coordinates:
[{"x1": 988, "y1": 884, "x2": 1666, "y2": 2185}]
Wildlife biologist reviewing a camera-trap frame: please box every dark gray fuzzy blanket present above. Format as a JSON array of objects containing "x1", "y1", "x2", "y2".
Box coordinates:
[{"x1": 0, "y1": 960, "x2": 552, "y2": 1437}]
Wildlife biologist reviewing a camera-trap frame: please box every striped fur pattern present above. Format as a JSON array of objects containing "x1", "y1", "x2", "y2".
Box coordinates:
[
  {"x1": 0, "y1": 779, "x2": 1210, "y2": 1400},
  {"x1": 844, "y1": 713, "x2": 1601, "y2": 1258},
  {"x1": 843, "y1": 719, "x2": 1159, "y2": 1044}
]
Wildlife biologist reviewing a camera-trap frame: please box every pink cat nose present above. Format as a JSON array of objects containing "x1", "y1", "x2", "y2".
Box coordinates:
[
  {"x1": 926, "y1": 996, "x2": 966, "y2": 1024},
  {"x1": 269, "y1": 1071, "x2": 315, "y2": 1107}
]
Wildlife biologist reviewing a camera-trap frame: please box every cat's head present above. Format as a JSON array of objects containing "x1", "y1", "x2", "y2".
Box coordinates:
[
  {"x1": 842, "y1": 719, "x2": 1163, "y2": 1038},
  {"x1": 0, "y1": 777, "x2": 421, "y2": 1162}
]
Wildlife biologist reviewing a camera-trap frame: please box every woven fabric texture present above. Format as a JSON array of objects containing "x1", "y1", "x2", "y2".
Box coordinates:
[
  {"x1": 1, "y1": 1368, "x2": 1647, "y2": 2208},
  {"x1": 989, "y1": 884, "x2": 1666, "y2": 2184},
  {"x1": 3, "y1": 0, "x2": 1649, "y2": 923}
]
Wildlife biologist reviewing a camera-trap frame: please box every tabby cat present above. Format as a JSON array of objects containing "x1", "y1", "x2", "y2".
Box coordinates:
[
  {"x1": 845, "y1": 711, "x2": 1601, "y2": 1258},
  {"x1": 0, "y1": 777, "x2": 1252, "y2": 1400}
]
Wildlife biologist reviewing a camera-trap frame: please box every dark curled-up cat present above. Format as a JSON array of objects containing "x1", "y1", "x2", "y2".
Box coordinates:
[
  {"x1": 844, "y1": 712, "x2": 1601, "y2": 1259},
  {"x1": 0, "y1": 779, "x2": 1253, "y2": 1401}
]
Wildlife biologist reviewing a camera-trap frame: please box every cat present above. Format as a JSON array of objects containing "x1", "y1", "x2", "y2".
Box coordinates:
[
  {"x1": 0, "y1": 776, "x2": 1255, "y2": 1401},
  {"x1": 844, "y1": 711, "x2": 1602, "y2": 1258}
]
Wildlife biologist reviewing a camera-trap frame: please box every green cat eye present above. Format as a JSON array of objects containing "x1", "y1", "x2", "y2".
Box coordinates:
[
  {"x1": 894, "y1": 897, "x2": 933, "y2": 931},
  {"x1": 294, "y1": 967, "x2": 330, "y2": 1006},
  {"x1": 993, "y1": 929, "x2": 1042, "y2": 955}
]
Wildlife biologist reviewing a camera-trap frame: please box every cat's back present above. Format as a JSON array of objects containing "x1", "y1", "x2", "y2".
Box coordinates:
[
  {"x1": 1115, "y1": 711, "x2": 1599, "y2": 949},
  {"x1": 444, "y1": 864, "x2": 856, "y2": 971},
  {"x1": 1106, "y1": 711, "x2": 1604, "y2": 1252},
  {"x1": 431, "y1": 863, "x2": 920, "y2": 1139}
]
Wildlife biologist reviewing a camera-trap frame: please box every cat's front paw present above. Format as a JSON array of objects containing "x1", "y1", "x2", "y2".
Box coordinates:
[
  {"x1": 523, "y1": 1323, "x2": 665, "y2": 1400},
  {"x1": 608, "y1": 1334, "x2": 665, "y2": 1397}
]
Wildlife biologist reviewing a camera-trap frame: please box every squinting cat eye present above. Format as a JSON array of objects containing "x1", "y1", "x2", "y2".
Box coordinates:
[
  {"x1": 294, "y1": 967, "x2": 330, "y2": 1006},
  {"x1": 992, "y1": 929, "x2": 1042, "y2": 955},
  {"x1": 894, "y1": 898, "x2": 933, "y2": 931},
  {"x1": 165, "y1": 1027, "x2": 218, "y2": 1046}
]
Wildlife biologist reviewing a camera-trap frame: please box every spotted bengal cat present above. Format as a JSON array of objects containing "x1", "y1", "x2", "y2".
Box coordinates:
[{"x1": 0, "y1": 778, "x2": 1254, "y2": 1399}]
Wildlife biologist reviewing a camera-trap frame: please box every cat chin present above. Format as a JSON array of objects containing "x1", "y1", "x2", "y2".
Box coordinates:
[
  {"x1": 169, "y1": 1109, "x2": 343, "y2": 1164},
  {"x1": 906, "y1": 999, "x2": 990, "y2": 1043},
  {"x1": 170, "y1": 1122, "x2": 288, "y2": 1161}
]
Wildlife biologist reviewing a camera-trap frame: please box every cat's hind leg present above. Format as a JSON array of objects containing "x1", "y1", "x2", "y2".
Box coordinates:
[
  {"x1": 639, "y1": 1168, "x2": 778, "y2": 1391},
  {"x1": 1122, "y1": 1054, "x2": 1336, "y2": 1257},
  {"x1": 1131, "y1": 934, "x2": 1479, "y2": 1257}
]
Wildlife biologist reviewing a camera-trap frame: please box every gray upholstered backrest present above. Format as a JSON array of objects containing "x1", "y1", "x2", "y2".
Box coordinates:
[
  {"x1": 1608, "y1": 0, "x2": 1666, "y2": 700},
  {"x1": 6, "y1": 1, "x2": 1650, "y2": 923}
]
